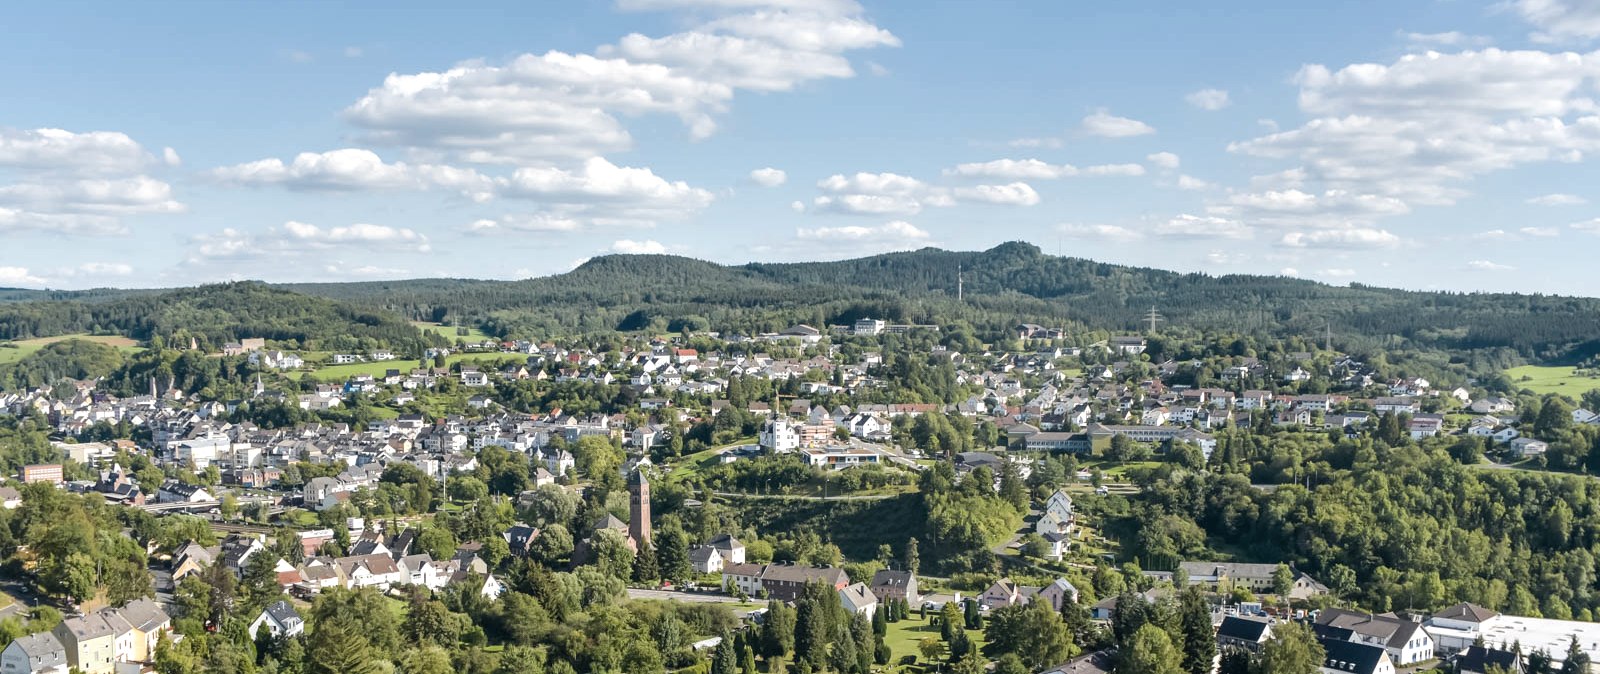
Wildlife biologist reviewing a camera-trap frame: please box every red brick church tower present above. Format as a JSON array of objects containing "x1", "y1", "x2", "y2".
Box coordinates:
[{"x1": 628, "y1": 469, "x2": 651, "y2": 547}]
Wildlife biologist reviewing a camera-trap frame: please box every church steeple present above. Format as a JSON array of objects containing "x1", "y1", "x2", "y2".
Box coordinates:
[{"x1": 628, "y1": 470, "x2": 651, "y2": 547}]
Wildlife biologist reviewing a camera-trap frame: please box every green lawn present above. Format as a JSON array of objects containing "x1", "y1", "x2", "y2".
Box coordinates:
[
  {"x1": 880, "y1": 615, "x2": 988, "y2": 670},
  {"x1": 668, "y1": 438, "x2": 756, "y2": 481},
  {"x1": 1505, "y1": 365, "x2": 1600, "y2": 397},
  {"x1": 297, "y1": 352, "x2": 519, "y2": 381},
  {"x1": 412, "y1": 321, "x2": 493, "y2": 343},
  {"x1": 0, "y1": 334, "x2": 142, "y2": 364}
]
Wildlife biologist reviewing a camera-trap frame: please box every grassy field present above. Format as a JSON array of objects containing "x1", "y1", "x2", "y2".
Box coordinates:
[
  {"x1": 412, "y1": 321, "x2": 493, "y2": 343},
  {"x1": 880, "y1": 615, "x2": 988, "y2": 671},
  {"x1": 0, "y1": 334, "x2": 142, "y2": 365},
  {"x1": 296, "y1": 352, "x2": 520, "y2": 381},
  {"x1": 1505, "y1": 365, "x2": 1600, "y2": 397},
  {"x1": 667, "y1": 438, "x2": 756, "y2": 481}
]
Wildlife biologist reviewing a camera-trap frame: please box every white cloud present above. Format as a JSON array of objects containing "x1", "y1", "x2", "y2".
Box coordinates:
[
  {"x1": 0, "y1": 127, "x2": 181, "y2": 236},
  {"x1": 1146, "y1": 152, "x2": 1180, "y2": 170},
  {"x1": 1466, "y1": 259, "x2": 1516, "y2": 271},
  {"x1": 0, "y1": 266, "x2": 47, "y2": 287},
  {"x1": 1318, "y1": 268, "x2": 1357, "y2": 278},
  {"x1": 1057, "y1": 223, "x2": 1143, "y2": 242},
  {"x1": 55, "y1": 262, "x2": 134, "y2": 278},
  {"x1": 162, "y1": 147, "x2": 182, "y2": 167},
  {"x1": 1521, "y1": 226, "x2": 1561, "y2": 237},
  {"x1": 1280, "y1": 267, "x2": 1301, "y2": 277},
  {"x1": 1177, "y1": 175, "x2": 1211, "y2": 190},
  {"x1": 1473, "y1": 229, "x2": 1515, "y2": 240},
  {"x1": 952, "y1": 182, "x2": 1040, "y2": 206},
  {"x1": 211, "y1": 148, "x2": 496, "y2": 199},
  {"x1": 1006, "y1": 137, "x2": 1063, "y2": 149},
  {"x1": 1400, "y1": 31, "x2": 1491, "y2": 47},
  {"x1": 1571, "y1": 217, "x2": 1600, "y2": 232},
  {"x1": 347, "y1": 3, "x2": 896, "y2": 162},
  {"x1": 464, "y1": 213, "x2": 584, "y2": 235},
  {"x1": 1204, "y1": 250, "x2": 1248, "y2": 265},
  {"x1": 500, "y1": 156, "x2": 714, "y2": 225},
  {"x1": 946, "y1": 158, "x2": 1076, "y2": 180},
  {"x1": 1226, "y1": 48, "x2": 1600, "y2": 230},
  {"x1": 186, "y1": 221, "x2": 431, "y2": 264},
  {"x1": 1527, "y1": 192, "x2": 1586, "y2": 205},
  {"x1": 1279, "y1": 228, "x2": 1401, "y2": 249},
  {"x1": 0, "y1": 128, "x2": 154, "y2": 174},
  {"x1": 1081, "y1": 110, "x2": 1155, "y2": 138},
  {"x1": 749, "y1": 167, "x2": 787, "y2": 186},
  {"x1": 796, "y1": 220, "x2": 929, "y2": 243},
  {"x1": 1185, "y1": 88, "x2": 1231, "y2": 111},
  {"x1": 609, "y1": 239, "x2": 669, "y2": 254},
  {"x1": 813, "y1": 171, "x2": 945, "y2": 215},
  {"x1": 944, "y1": 158, "x2": 1144, "y2": 179},
  {"x1": 1512, "y1": 0, "x2": 1600, "y2": 42},
  {"x1": 1155, "y1": 214, "x2": 1253, "y2": 240}
]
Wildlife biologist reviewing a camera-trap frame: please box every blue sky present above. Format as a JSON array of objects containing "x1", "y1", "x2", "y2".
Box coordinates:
[{"x1": 5, "y1": 0, "x2": 1600, "y2": 295}]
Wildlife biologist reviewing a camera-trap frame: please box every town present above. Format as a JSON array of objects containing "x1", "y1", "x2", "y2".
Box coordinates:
[{"x1": 3, "y1": 310, "x2": 1599, "y2": 674}]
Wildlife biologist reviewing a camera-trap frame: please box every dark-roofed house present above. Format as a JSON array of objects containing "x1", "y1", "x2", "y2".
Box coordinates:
[
  {"x1": 721, "y1": 563, "x2": 848, "y2": 602},
  {"x1": 1041, "y1": 650, "x2": 1116, "y2": 674},
  {"x1": 1, "y1": 631, "x2": 68, "y2": 674},
  {"x1": 503, "y1": 524, "x2": 539, "y2": 558},
  {"x1": 868, "y1": 569, "x2": 920, "y2": 604},
  {"x1": 1426, "y1": 603, "x2": 1501, "y2": 655},
  {"x1": 706, "y1": 534, "x2": 745, "y2": 565},
  {"x1": 689, "y1": 546, "x2": 724, "y2": 574},
  {"x1": 249, "y1": 600, "x2": 305, "y2": 638},
  {"x1": 1316, "y1": 608, "x2": 1435, "y2": 665},
  {"x1": 1318, "y1": 637, "x2": 1395, "y2": 674},
  {"x1": 1217, "y1": 616, "x2": 1273, "y2": 652},
  {"x1": 1455, "y1": 646, "x2": 1520, "y2": 674}
]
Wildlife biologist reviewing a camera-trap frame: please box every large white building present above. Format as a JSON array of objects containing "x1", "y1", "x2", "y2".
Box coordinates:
[
  {"x1": 1427, "y1": 602, "x2": 1600, "y2": 669},
  {"x1": 759, "y1": 417, "x2": 799, "y2": 453}
]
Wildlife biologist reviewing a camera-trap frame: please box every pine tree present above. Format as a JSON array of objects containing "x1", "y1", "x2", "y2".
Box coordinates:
[
  {"x1": 1178, "y1": 587, "x2": 1217, "y2": 674},
  {"x1": 632, "y1": 540, "x2": 660, "y2": 584},
  {"x1": 307, "y1": 622, "x2": 381, "y2": 674},
  {"x1": 712, "y1": 632, "x2": 739, "y2": 674}
]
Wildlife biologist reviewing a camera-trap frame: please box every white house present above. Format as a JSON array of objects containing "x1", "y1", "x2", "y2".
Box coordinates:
[
  {"x1": 1, "y1": 632, "x2": 68, "y2": 674},
  {"x1": 248, "y1": 601, "x2": 304, "y2": 638}
]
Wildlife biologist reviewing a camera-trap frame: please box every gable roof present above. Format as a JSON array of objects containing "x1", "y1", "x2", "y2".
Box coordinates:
[
  {"x1": 1433, "y1": 602, "x2": 1499, "y2": 624},
  {"x1": 1217, "y1": 616, "x2": 1271, "y2": 642},
  {"x1": 839, "y1": 582, "x2": 877, "y2": 612},
  {"x1": 1319, "y1": 637, "x2": 1391, "y2": 674},
  {"x1": 5, "y1": 632, "x2": 66, "y2": 669}
]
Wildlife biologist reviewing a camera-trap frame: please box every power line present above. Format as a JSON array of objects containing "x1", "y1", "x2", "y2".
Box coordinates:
[{"x1": 1145, "y1": 305, "x2": 1164, "y2": 334}]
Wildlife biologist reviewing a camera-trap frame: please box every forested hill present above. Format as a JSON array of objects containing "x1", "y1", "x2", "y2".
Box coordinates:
[
  {"x1": 0, "y1": 282, "x2": 426, "y2": 353},
  {"x1": 279, "y1": 242, "x2": 1600, "y2": 359},
  {"x1": 4, "y1": 242, "x2": 1600, "y2": 359}
]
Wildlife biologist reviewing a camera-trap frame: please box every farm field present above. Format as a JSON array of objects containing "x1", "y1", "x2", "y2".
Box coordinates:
[
  {"x1": 0, "y1": 334, "x2": 142, "y2": 365},
  {"x1": 1505, "y1": 365, "x2": 1600, "y2": 397}
]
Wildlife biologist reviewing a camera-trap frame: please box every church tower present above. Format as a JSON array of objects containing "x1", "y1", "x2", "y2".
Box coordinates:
[{"x1": 628, "y1": 470, "x2": 652, "y2": 547}]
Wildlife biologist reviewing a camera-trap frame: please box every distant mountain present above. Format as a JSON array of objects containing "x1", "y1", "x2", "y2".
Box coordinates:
[{"x1": 4, "y1": 243, "x2": 1599, "y2": 358}]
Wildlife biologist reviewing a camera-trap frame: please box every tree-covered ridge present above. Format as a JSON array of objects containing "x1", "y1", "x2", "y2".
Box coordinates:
[
  {"x1": 0, "y1": 282, "x2": 426, "y2": 353},
  {"x1": 284, "y1": 242, "x2": 1600, "y2": 357}
]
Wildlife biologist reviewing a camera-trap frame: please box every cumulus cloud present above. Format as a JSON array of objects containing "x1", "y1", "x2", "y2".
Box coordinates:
[
  {"x1": 1572, "y1": 217, "x2": 1600, "y2": 232},
  {"x1": 1521, "y1": 226, "x2": 1561, "y2": 237},
  {"x1": 749, "y1": 167, "x2": 787, "y2": 186},
  {"x1": 186, "y1": 221, "x2": 431, "y2": 264},
  {"x1": 1280, "y1": 267, "x2": 1301, "y2": 277},
  {"x1": 1155, "y1": 214, "x2": 1254, "y2": 240},
  {"x1": 1057, "y1": 223, "x2": 1143, "y2": 242},
  {"x1": 499, "y1": 156, "x2": 715, "y2": 226},
  {"x1": 812, "y1": 171, "x2": 945, "y2": 215},
  {"x1": 609, "y1": 239, "x2": 669, "y2": 254},
  {"x1": 1223, "y1": 48, "x2": 1600, "y2": 233},
  {"x1": 1279, "y1": 228, "x2": 1401, "y2": 249},
  {"x1": 211, "y1": 148, "x2": 496, "y2": 200},
  {"x1": 951, "y1": 182, "x2": 1040, "y2": 206},
  {"x1": 0, "y1": 127, "x2": 181, "y2": 236},
  {"x1": 0, "y1": 267, "x2": 47, "y2": 287},
  {"x1": 1318, "y1": 268, "x2": 1357, "y2": 278},
  {"x1": 464, "y1": 213, "x2": 584, "y2": 235},
  {"x1": 1185, "y1": 88, "x2": 1231, "y2": 111},
  {"x1": 1466, "y1": 259, "x2": 1516, "y2": 271},
  {"x1": 1176, "y1": 175, "x2": 1211, "y2": 191},
  {"x1": 1400, "y1": 31, "x2": 1492, "y2": 47},
  {"x1": 1512, "y1": 0, "x2": 1600, "y2": 42},
  {"x1": 1081, "y1": 110, "x2": 1155, "y2": 138},
  {"x1": 797, "y1": 219, "x2": 929, "y2": 241},
  {"x1": 1146, "y1": 152, "x2": 1180, "y2": 170},
  {"x1": 1527, "y1": 192, "x2": 1586, "y2": 205},
  {"x1": 345, "y1": 2, "x2": 896, "y2": 162},
  {"x1": 944, "y1": 158, "x2": 1144, "y2": 180}
]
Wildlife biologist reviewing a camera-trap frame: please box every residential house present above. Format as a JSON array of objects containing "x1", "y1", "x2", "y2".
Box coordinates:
[
  {"x1": 1036, "y1": 578, "x2": 1080, "y2": 612},
  {"x1": 1217, "y1": 616, "x2": 1273, "y2": 652},
  {"x1": 248, "y1": 601, "x2": 305, "y2": 638},
  {"x1": 116, "y1": 598, "x2": 170, "y2": 662},
  {"x1": 868, "y1": 570, "x2": 920, "y2": 605},
  {"x1": 1454, "y1": 646, "x2": 1520, "y2": 674},
  {"x1": 838, "y1": 582, "x2": 878, "y2": 618},
  {"x1": 689, "y1": 546, "x2": 724, "y2": 575},
  {"x1": 52, "y1": 614, "x2": 123, "y2": 674},
  {"x1": 707, "y1": 534, "x2": 746, "y2": 565},
  {"x1": 1315, "y1": 608, "x2": 1435, "y2": 666},
  {"x1": 979, "y1": 578, "x2": 1027, "y2": 610},
  {"x1": 1, "y1": 632, "x2": 68, "y2": 674},
  {"x1": 1318, "y1": 638, "x2": 1396, "y2": 674},
  {"x1": 1510, "y1": 437, "x2": 1549, "y2": 458}
]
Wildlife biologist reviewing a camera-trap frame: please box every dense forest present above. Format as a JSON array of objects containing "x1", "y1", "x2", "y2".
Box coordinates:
[{"x1": 5, "y1": 243, "x2": 1600, "y2": 361}]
